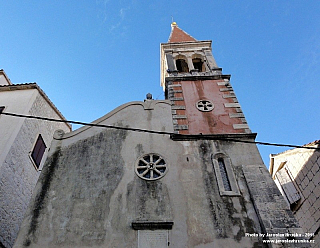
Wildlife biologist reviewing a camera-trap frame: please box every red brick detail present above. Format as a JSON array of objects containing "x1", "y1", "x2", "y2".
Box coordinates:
[
  {"x1": 180, "y1": 80, "x2": 246, "y2": 135},
  {"x1": 170, "y1": 83, "x2": 188, "y2": 134}
]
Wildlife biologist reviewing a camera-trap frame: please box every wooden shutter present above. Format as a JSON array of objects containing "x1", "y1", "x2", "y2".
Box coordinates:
[{"x1": 276, "y1": 168, "x2": 300, "y2": 204}]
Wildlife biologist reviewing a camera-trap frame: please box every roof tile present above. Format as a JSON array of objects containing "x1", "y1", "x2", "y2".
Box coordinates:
[{"x1": 168, "y1": 23, "x2": 197, "y2": 43}]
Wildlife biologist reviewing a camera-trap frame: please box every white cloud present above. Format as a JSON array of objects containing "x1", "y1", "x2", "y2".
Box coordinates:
[{"x1": 96, "y1": 1, "x2": 131, "y2": 34}]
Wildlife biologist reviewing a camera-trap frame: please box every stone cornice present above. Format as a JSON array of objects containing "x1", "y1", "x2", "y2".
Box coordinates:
[
  {"x1": 170, "y1": 133, "x2": 257, "y2": 141},
  {"x1": 161, "y1": 40, "x2": 212, "y2": 51},
  {"x1": 165, "y1": 74, "x2": 231, "y2": 82},
  {"x1": 131, "y1": 221, "x2": 174, "y2": 230}
]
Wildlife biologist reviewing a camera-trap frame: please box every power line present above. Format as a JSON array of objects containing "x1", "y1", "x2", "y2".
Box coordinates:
[
  {"x1": 1, "y1": 111, "x2": 319, "y2": 150},
  {"x1": 0, "y1": 111, "x2": 172, "y2": 135}
]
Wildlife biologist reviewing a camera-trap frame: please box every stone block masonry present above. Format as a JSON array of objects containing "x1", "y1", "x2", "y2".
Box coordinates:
[
  {"x1": 243, "y1": 164, "x2": 309, "y2": 247},
  {"x1": 270, "y1": 144, "x2": 320, "y2": 247}
]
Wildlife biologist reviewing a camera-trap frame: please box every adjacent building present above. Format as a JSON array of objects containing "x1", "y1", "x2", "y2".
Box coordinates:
[
  {"x1": 0, "y1": 70, "x2": 71, "y2": 248},
  {"x1": 270, "y1": 140, "x2": 320, "y2": 247},
  {"x1": 13, "y1": 23, "x2": 308, "y2": 247}
]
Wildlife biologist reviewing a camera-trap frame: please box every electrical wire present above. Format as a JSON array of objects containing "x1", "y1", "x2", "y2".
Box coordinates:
[
  {"x1": 0, "y1": 111, "x2": 172, "y2": 135},
  {"x1": 0, "y1": 111, "x2": 319, "y2": 150}
]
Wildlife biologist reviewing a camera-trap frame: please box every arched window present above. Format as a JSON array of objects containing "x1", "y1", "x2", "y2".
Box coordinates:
[
  {"x1": 192, "y1": 58, "x2": 205, "y2": 72},
  {"x1": 218, "y1": 158, "x2": 231, "y2": 191},
  {"x1": 176, "y1": 59, "x2": 189, "y2": 73},
  {"x1": 212, "y1": 153, "x2": 240, "y2": 196}
]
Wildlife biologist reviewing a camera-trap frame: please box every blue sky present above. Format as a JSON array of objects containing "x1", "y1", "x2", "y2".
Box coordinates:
[{"x1": 1, "y1": 1, "x2": 319, "y2": 166}]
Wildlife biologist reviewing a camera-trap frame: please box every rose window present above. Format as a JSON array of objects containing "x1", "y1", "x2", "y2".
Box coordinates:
[
  {"x1": 196, "y1": 100, "x2": 214, "y2": 112},
  {"x1": 135, "y1": 153, "x2": 168, "y2": 181}
]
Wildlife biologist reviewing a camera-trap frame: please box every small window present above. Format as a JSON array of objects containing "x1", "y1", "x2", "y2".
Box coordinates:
[
  {"x1": 31, "y1": 135, "x2": 47, "y2": 169},
  {"x1": 218, "y1": 158, "x2": 231, "y2": 191},
  {"x1": 176, "y1": 59, "x2": 189, "y2": 72},
  {"x1": 192, "y1": 58, "x2": 204, "y2": 72},
  {"x1": 196, "y1": 100, "x2": 214, "y2": 112},
  {"x1": 212, "y1": 153, "x2": 240, "y2": 196}
]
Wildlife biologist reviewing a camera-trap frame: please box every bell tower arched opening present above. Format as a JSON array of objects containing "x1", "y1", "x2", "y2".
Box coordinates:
[
  {"x1": 176, "y1": 58, "x2": 189, "y2": 73},
  {"x1": 192, "y1": 58, "x2": 204, "y2": 72},
  {"x1": 192, "y1": 54, "x2": 205, "y2": 72}
]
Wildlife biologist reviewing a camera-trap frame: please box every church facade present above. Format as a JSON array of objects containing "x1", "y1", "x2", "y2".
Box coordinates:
[{"x1": 14, "y1": 24, "x2": 308, "y2": 247}]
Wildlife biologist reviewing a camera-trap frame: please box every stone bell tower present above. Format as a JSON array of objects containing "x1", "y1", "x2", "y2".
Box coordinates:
[
  {"x1": 161, "y1": 22, "x2": 250, "y2": 135},
  {"x1": 158, "y1": 23, "x2": 309, "y2": 247}
]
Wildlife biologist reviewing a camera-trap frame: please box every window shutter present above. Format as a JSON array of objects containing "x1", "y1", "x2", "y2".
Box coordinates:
[
  {"x1": 276, "y1": 168, "x2": 300, "y2": 204},
  {"x1": 31, "y1": 135, "x2": 46, "y2": 168}
]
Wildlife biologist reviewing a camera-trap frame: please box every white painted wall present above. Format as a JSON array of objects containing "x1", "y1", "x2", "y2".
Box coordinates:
[
  {"x1": 0, "y1": 73, "x2": 11, "y2": 86},
  {"x1": 0, "y1": 89, "x2": 38, "y2": 167},
  {"x1": 0, "y1": 88, "x2": 70, "y2": 248}
]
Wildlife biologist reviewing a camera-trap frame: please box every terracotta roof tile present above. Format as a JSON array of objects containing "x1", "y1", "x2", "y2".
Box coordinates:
[{"x1": 168, "y1": 23, "x2": 197, "y2": 43}]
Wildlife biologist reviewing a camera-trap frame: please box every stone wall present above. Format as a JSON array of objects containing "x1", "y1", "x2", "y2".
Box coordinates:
[
  {"x1": 14, "y1": 100, "x2": 306, "y2": 247},
  {"x1": 0, "y1": 92, "x2": 70, "y2": 248},
  {"x1": 271, "y1": 145, "x2": 320, "y2": 247}
]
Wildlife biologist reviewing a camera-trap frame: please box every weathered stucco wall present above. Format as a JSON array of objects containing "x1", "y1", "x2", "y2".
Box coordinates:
[
  {"x1": 0, "y1": 92, "x2": 70, "y2": 248},
  {"x1": 181, "y1": 80, "x2": 246, "y2": 134},
  {"x1": 15, "y1": 100, "x2": 306, "y2": 247}
]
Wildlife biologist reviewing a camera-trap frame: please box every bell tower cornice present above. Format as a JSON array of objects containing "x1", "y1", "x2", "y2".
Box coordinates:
[{"x1": 161, "y1": 40, "x2": 212, "y2": 52}]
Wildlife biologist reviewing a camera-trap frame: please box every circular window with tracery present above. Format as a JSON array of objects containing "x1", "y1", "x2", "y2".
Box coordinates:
[
  {"x1": 135, "y1": 153, "x2": 168, "y2": 181},
  {"x1": 196, "y1": 100, "x2": 214, "y2": 112}
]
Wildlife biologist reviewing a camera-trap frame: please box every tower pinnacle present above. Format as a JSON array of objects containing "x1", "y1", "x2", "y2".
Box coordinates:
[{"x1": 168, "y1": 23, "x2": 197, "y2": 43}]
